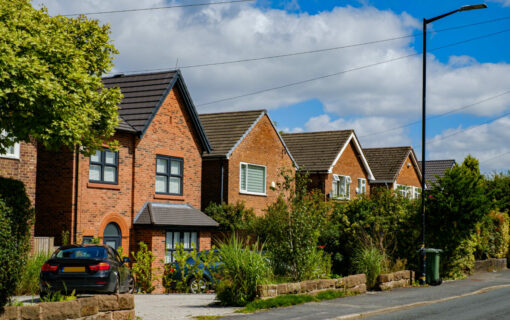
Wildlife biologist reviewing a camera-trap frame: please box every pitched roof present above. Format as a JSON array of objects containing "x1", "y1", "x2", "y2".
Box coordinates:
[
  {"x1": 364, "y1": 146, "x2": 421, "y2": 182},
  {"x1": 281, "y1": 131, "x2": 374, "y2": 179},
  {"x1": 418, "y1": 160, "x2": 456, "y2": 184},
  {"x1": 103, "y1": 70, "x2": 211, "y2": 152},
  {"x1": 133, "y1": 202, "x2": 219, "y2": 228},
  {"x1": 199, "y1": 110, "x2": 264, "y2": 158}
]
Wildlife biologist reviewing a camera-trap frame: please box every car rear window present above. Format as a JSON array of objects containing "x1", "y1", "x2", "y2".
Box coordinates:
[{"x1": 53, "y1": 247, "x2": 107, "y2": 259}]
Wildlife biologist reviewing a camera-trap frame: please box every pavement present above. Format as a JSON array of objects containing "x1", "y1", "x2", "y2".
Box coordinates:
[{"x1": 227, "y1": 270, "x2": 510, "y2": 320}]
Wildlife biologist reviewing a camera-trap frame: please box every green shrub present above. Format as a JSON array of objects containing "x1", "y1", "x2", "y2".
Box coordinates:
[
  {"x1": 162, "y1": 244, "x2": 218, "y2": 293},
  {"x1": 352, "y1": 246, "x2": 386, "y2": 289},
  {"x1": 16, "y1": 251, "x2": 51, "y2": 296},
  {"x1": 259, "y1": 170, "x2": 330, "y2": 281},
  {"x1": 444, "y1": 234, "x2": 477, "y2": 279},
  {"x1": 204, "y1": 201, "x2": 256, "y2": 233},
  {"x1": 131, "y1": 242, "x2": 156, "y2": 293},
  {"x1": 216, "y1": 235, "x2": 271, "y2": 306},
  {"x1": 0, "y1": 177, "x2": 34, "y2": 310}
]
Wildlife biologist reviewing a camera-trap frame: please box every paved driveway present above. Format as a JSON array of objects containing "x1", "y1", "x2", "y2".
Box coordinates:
[{"x1": 135, "y1": 294, "x2": 239, "y2": 320}]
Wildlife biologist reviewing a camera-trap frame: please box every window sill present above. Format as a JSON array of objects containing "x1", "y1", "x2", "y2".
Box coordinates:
[
  {"x1": 239, "y1": 191, "x2": 267, "y2": 197},
  {"x1": 87, "y1": 182, "x2": 121, "y2": 190},
  {"x1": 0, "y1": 155, "x2": 20, "y2": 160},
  {"x1": 154, "y1": 194, "x2": 185, "y2": 201}
]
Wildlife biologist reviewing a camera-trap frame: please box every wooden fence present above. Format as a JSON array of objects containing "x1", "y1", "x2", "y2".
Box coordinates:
[{"x1": 32, "y1": 236, "x2": 56, "y2": 255}]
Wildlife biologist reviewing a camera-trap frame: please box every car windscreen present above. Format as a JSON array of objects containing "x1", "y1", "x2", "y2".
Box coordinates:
[{"x1": 52, "y1": 247, "x2": 107, "y2": 259}]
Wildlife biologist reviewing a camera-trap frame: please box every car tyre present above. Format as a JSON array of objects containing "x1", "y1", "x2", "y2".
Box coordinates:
[
  {"x1": 127, "y1": 276, "x2": 135, "y2": 294},
  {"x1": 189, "y1": 277, "x2": 209, "y2": 294}
]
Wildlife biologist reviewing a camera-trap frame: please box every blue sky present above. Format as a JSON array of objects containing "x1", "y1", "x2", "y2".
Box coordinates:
[
  {"x1": 262, "y1": 0, "x2": 510, "y2": 170},
  {"x1": 36, "y1": 0, "x2": 510, "y2": 172}
]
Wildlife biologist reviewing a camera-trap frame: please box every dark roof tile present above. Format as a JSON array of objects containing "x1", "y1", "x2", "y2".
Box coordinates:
[
  {"x1": 418, "y1": 160, "x2": 456, "y2": 184},
  {"x1": 134, "y1": 202, "x2": 219, "y2": 227},
  {"x1": 364, "y1": 146, "x2": 418, "y2": 182}
]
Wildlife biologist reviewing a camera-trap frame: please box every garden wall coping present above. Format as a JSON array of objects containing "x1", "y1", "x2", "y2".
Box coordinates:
[
  {"x1": 474, "y1": 258, "x2": 507, "y2": 273},
  {"x1": 0, "y1": 294, "x2": 134, "y2": 320},
  {"x1": 376, "y1": 270, "x2": 414, "y2": 291},
  {"x1": 257, "y1": 274, "x2": 367, "y2": 299}
]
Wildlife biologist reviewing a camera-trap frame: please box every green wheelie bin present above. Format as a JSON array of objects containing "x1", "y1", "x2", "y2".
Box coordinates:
[{"x1": 425, "y1": 248, "x2": 443, "y2": 285}]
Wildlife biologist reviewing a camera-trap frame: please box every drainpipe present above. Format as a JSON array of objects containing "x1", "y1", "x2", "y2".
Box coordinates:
[
  {"x1": 73, "y1": 147, "x2": 80, "y2": 244},
  {"x1": 220, "y1": 161, "x2": 225, "y2": 203}
]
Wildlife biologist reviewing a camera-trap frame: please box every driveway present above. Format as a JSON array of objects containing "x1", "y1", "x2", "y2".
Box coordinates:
[{"x1": 135, "y1": 294, "x2": 239, "y2": 320}]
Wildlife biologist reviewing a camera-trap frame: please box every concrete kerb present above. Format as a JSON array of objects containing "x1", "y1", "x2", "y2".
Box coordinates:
[{"x1": 330, "y1": 284, "x2": 510, "y2": 320}]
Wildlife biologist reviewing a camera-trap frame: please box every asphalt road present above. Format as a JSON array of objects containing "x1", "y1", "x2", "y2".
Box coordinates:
[
  {"x1": 368, "y1": 285, "x2": 510, "y2": 320},
  {"x1": 229, "y1": 270, "x2": 510, "y2": 320}
]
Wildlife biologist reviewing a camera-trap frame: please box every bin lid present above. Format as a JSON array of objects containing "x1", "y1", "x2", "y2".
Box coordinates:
[{"x1": 424, "y1": 248, "x2": 443, "y2": 253}]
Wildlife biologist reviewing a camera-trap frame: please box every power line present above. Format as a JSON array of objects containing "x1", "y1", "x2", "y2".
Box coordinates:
[
  {"x1": 480, "y1": 151, "x2": 510, "y2": 164},
  {"x1": 117, "y1": 14, "x2": 510, "y2": 74},
  {"x1": 359, "y1": 90, "x2": 510, "y2": 138},
  {"x1": 61, "y1": 0, "x2": 254, "y2": 17},
  {"x1": 196, "y1": 27, "x2": 510, "y2": 107}
]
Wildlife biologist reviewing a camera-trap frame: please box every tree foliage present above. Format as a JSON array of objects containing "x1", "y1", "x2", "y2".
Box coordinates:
[
  {"x1": 0, "y1": 178, "x2": 33, "y2": 310},
  {"x1": 204, "y1": 201, "x2": 256, "y2": 233},
  {"x1": 426, "y1": 155, "x2": 491, "y2": 276},
  {"x1": 0, "y1": 0, "x2": 122, "y2": 154},
  {"x1": 485, "y1": 171, "x2": 510, "y2": 213},
  {"x1": 257, "y1": 170, "x2": 330, "y2": 281}
]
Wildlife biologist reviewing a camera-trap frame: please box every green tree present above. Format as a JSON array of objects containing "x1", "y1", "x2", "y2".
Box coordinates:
[
  {"x1": 485, "y1": 171, "x2": 510, "y2": 213},
  {"x1": 426, "y1": 155, "x2": 490, "y2": 276},
  {"x1": 0, "y1": 0, "x2": 122, "y2": 155},
  {"x1": 204, "y1": 201, "x2": 256, "y2": 233},
  {"x1": 258, "y1": 170, "x2": 330, "y2": 281}
]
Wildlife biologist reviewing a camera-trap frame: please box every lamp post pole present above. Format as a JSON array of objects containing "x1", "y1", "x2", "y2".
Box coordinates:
[{"x1": 419, "y1": 4, "x2": 487, "y2": 286}]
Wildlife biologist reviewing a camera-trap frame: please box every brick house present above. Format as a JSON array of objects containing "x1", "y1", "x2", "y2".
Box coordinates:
[
  {"x1": 418, "y1": 159, "x2": 456, "y2": 186},
  {"x1": 281, "y1": 130, "x2": 374, "y2": 200},
  {"x1": 364, "y1": 146, "x2": 423, "y2": 198},
  {"x1": 35, "y1": 70, "x2": 219, "y2": 291},
  {"x1": 199, "y1": 110, "x2": 297, "y2": 215},
  {"x1": 0, "y1": 140, "x2": 38, "y2": 241}
]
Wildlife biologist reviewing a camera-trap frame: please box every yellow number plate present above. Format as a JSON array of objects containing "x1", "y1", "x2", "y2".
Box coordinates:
[{"x1": 64, "y1": 266, "x2": 85, "y2": 272}]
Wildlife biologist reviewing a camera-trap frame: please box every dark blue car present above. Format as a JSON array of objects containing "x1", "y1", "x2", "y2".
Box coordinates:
[{"x1": 165, "y1": 250, "x2": 222, "y2": 293}]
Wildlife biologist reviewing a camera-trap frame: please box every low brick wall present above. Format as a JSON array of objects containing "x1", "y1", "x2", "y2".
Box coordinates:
[
  {"x1": 257, "y1": 274, "x2": 366, "y2": 299},
  {"x1": 474, "y1": 258, "x2": 507, "y2": 273},
  {"x1": 0, "y1": 294, "x2": 134, "y2": 320},
  {"x1": 376, "y1": 270, "x2": 415, "y2": 291}
]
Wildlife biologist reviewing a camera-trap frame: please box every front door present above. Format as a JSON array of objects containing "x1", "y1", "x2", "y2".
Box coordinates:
[{"x1": 103, "y1": 222, "x2": 121, "y2": 250}]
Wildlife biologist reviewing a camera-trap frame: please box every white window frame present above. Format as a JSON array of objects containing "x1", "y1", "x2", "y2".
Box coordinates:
[
  {"x1": 332, "y1": 174, "x2": 351, "y2": 200},
  {"x1": 413, "y1": 186, "x2": 422, "y2": 199},
  {"x1": 239, "y1": 162, "x2": 267, "y2": 196},
  {"x1": 0, "y1": 132, "x2": 20, "y2": 160},
  {"x1": 396, "y1": 184, "x2": 415, "y2": 198},
  {"x1": 357, "y1": 178, "x2": 367, "y2": 195}
]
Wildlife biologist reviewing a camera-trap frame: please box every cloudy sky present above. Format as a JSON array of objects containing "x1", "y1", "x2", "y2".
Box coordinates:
[{"x1": 32, "y1": 0, "x2": 510, "y2": 173}]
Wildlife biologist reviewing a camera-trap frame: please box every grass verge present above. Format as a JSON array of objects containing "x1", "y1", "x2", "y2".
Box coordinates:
[
  {"x1": 237, "y1": 290, "x2": 352, "y2": 313},
  {"x1": 194, "y1": 316, "x2": 223, "y2": 320}
]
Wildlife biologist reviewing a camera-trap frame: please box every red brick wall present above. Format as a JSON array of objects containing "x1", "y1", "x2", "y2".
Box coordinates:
[
  {"x1": 75, "y1": 132, "x2": 134, "y2": 250},
  {"x1": 227, "y1": 115, "x2": 295, "y2": 216},
  {"x1": 322, "y1": 141, "x2": 371, "y2": 199},
  {"x1": 35, "y1": 146, "x2": 75, "y2": 244},
  {"x1": 1, "y1": 140, "x2": 38, "y2": 241},
  {"x1": 395, "y1": 154, "x2": 421, "y2": 188}
]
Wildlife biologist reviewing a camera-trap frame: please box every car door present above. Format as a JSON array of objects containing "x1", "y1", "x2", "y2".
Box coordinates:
[{"x1": 114, "y1": 249, "x2": 129, "y2": 290}]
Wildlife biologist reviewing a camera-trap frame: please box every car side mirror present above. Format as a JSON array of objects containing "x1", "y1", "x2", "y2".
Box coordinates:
[{"x1": 123, "y1": 257, "x2": 131, "y2": 264}]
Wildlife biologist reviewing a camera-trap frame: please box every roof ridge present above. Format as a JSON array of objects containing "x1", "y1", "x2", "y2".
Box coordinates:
[
  {"x1": 282, "y1": 129, "x2": 354, "y2": 135},
  {"x1": 102, "y1": 69, "x2": 178, "y2": 79},
  {"x1": 199, "y1": 109, "x2": 266, "y2": 116},
  {"x1": 364, "y1": 146, "x2": 412, "y2": 150}
]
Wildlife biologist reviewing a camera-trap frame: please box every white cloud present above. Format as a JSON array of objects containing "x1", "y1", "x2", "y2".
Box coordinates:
[
  {"x1": 31, "y1": 0, "x2": 510, "y2": 119},
  {"x1": 428, "y1": 117, "x2": 510, "y2": 172},
  {"x1": 303, "y1": 114, "x2": 412, "y2": 147},
  {"x1": 490, "y1": 0, "x2": 510, "y2": 7}
]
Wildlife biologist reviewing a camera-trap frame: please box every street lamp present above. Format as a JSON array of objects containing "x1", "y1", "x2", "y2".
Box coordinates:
[{"x1": 420, "y1": 3, "x2": 487, "y2": 286}]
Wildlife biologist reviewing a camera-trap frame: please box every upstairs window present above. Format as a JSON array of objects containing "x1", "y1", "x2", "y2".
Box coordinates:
[
  {"x1": 357, "y1": 178, "x2": 367, "y2": 194},
  {"x1": 89, "y1": 150, "x2": 118, "y2": 184},
  {"x1": 332, "y1": 175, "x2": 351, "y2": 200},
  {"x1": 0, "y1": 132, "x2": 20, "y2": 159},
  {"x1": 240, "y1": 163, "x2": 266, "y2": 195},
  {"x1": 156, "y1": 156, "x2": 183, "y2": 195}
]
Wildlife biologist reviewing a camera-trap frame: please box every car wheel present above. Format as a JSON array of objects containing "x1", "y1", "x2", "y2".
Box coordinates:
[
  {"x1": 111, "y1": 276, "x2": 120, "y2": 295},
  {"x1": 127, "y1": 276, "x2": 135, "y2": 294},
  {"x1": 189, "y1": 277, "x2": 209, "y2": 294}
]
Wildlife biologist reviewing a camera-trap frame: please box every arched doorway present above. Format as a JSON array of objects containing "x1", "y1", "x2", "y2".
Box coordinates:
[{"x1": 103, "y1": 222, "x2": 121, "y2": 249}]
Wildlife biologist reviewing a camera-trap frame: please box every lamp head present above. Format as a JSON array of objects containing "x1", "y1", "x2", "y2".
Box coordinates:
[{"x1": 459, "y1": 4, "x2": 488, "y2": 11}]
